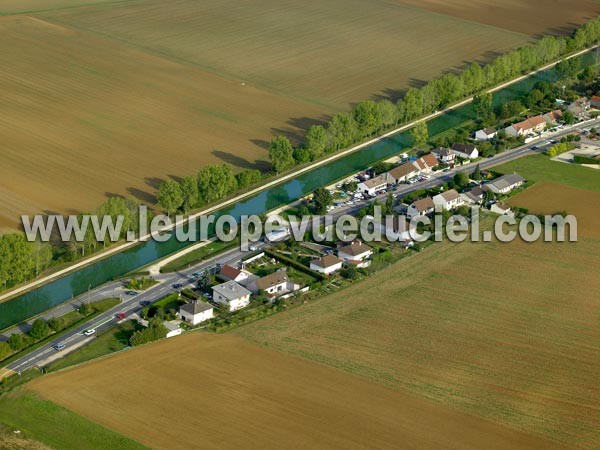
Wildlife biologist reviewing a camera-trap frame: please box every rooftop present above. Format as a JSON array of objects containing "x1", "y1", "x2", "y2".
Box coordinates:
[
  {"x1": 310, "y1": 254, "x2": 343, "y2": 269},
  {"x1": 180, "y1": 301, "x2": 213, "y2": 315},
  {"x1": 212, "y1": 280, "x2": 251, "y2": 301},
  {"x1": 255, "y1": 271, "x2": 289, "y2": 291},
  {"x1": 338, "y1": 240, "x2": 372, "y2": 256}
]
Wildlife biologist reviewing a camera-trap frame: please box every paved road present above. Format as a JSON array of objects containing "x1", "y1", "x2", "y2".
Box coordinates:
[
  {"x1": 3, "y1": 244, "x2": 261, "y2": 374},
  {"x1": 4, "y1": 118, "x2": 597, "y2": 374}
]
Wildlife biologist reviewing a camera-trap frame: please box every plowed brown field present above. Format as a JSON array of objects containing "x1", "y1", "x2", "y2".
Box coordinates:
[{"x1": 29, "y1": 333, "x2": 565, "y2": 450}]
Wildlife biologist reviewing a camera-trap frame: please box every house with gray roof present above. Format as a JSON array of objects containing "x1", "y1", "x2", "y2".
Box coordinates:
[
  {"x1": 212, "y1": 280, "x2": 251, "y2": 311},
  {"x1": 483, "y1": 173, "x2": 525, "y2": 195}
]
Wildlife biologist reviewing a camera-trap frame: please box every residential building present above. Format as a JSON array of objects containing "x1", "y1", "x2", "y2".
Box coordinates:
[
  {"x1": 460, "y1": 186, "x2": 485, "y2": 204},
  {"x1": 483, "y1": 173, "x2": 525, "y2": 194},
  {"x1": 219, "y1": 264, "x2": 249, "y2": 284},
  {"x1": 412, "y1": 153, "x2": 438, "y2": 174},
  {"x1": 337, "y1": 240, "x2": 373, "y2": 265},
  {"x1": 377, "y1": 215, "x2": 415, "y2": 241},
  {"x1": 505, "y1": 116, "x2": 546, "y2": 137},
  {"x1": 164, "y1": 321, "x2": 182, "y2": 339},
  {"x1": 475, "y1": 126, "x2": 497, "y2": 141},
  {"x1": 542, "y1": 109, "x2": 563, "y2": 125},
  {"x1": 406, "y1": 197, "x2": 434, "y2": 219},
  {"x1": 591, "y1": 95, "x2": 600, "y2": 109},
  {"x1": 248, "y1": 270, "x2": 291, "y2": 296},
  {"x1": 432, "y1": 189, "x2": 463, "y2": 210},
  {"x1": 451, "y1": 143, "x2": 478, "y2": 160},
  {"x1": 178, "y1": 300, "x2": 214, "y2": 326},
  {"x1": 357, "y1": 174, "x2": 388, "y2": 196},
  {"x1": 309, "y1": 255, "x2": 343, "y2": 275},
  {"x1": 212, "y1": 280, "x2": 251, "y2": 311},
  {"x1": 431, "y1": 147, "x2": 456, "y2": 165},
  {"x1": 386, "y1": 162, "x2": 419, "y2": 184},
  {"x1": 567, "y1": 97, "x2": 590, "y2": 117},
  {"x1": 490, "y1": 202, "x2": 513, "y2": 216}
]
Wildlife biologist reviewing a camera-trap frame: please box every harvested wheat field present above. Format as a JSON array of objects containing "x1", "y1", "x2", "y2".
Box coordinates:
[
  {"x1": 508, "y1": 181, "x2": 600, "y2": 238},
  {"x1": 395, "y1": 0, "x2": 600, "y2": 35},
  {"x1": 237, "y1": 205, "x2": 600, "y2": 447},
  {"x1": 29, "y1": 333, "x2": 565, "y2": 450}
]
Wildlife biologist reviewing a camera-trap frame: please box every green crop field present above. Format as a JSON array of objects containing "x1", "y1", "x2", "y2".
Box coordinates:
[
  {"x1": 0, "y1": 391, "x2": 147, "y2": 450},
  {"x1": 495, "y1": 154, "x2": 600, "y2": 191}
]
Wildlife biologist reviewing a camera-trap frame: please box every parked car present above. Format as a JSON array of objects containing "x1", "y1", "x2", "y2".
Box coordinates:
[
  {"x1": 52, "y1": 343, "x2": 66, "y2": 351},
  {"x1": 125, "y1": 290, "x2": 138, "y2": 296},
  {"x1": 204, "y1": 293, "x2": 212, "y2": 299},
  {"x1": 83, "y1": 329, "x2": 96, "y2": 336},
  {"x1": 115, "y1": 312, "x2": 127, "y2": 319},
  {"x1": 191, "y1": 271, "x2": 203, "y2": 278}
]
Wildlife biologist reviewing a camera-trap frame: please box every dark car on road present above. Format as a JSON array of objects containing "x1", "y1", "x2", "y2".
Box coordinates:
[
  {"x1": 139, "y1": 300, "x2": 151, "y2": 307},
  {"x1": 172, "y1": 283, "x2": 182, "y2": 290},
  {"x1": 115, "y1": 312, "x2": 127, "y2": 319},
  {"x1": 52, "y1": 343, "x2": 66, "y2": 351}
]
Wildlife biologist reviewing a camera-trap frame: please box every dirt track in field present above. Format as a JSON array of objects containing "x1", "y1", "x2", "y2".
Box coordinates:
[{"x1": 28, "y1": 333, "x2": 565, "y2": 450}]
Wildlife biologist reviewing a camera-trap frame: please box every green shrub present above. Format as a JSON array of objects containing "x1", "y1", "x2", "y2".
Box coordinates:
[{"x1": 28, "y1": 319, "x2": 50, "y2": 340}]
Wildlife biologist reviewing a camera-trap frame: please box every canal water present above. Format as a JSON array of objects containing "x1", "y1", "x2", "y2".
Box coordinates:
[{"x1": 0, "y1": 51, "x2": 593, "y2": 330}]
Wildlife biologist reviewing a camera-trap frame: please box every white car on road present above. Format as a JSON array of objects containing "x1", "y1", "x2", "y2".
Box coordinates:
[{"x1": 83, "y1": 329, "x2": 96, "y2": 336}]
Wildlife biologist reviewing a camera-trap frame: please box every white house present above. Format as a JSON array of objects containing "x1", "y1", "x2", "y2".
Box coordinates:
[
  {"x1": 212, "y1": 280, "x2": 251, "y2": 311},
  {"x1": 406, "y1": 197, "x2": 434, "y2": 219},
  {"x1": 475, "y1": 126, "x2": 497, "y2": 141},
  {"x1": 483, "y1": 173, "x2": 525, "y2": 195},
  {"x1": 431, "y1": 147, "x2": 456, "y2": 165},
  {"x1": 309, "y1": 255, "x2": 343, "y2": 275},
  {"x1": 451, "y1": 143, "x2": 478, "y2": 160},
  {"x1": 219, "y1": 264, "x2": 249, "y2": 284},
  {"x1": 247, "y1": 270, "x2": 295, "y2": 297},
  {"x1": 178, "y1": 300, "x2": 214, "y2": 326},
  {"x1": 337, "y1": 241, "x2": 372, "y2": 266},
  {"x1": 490, "y1": 202, "x2": 514, "y2": 216},
  {"x1": 164, "y1": 321, "x2": 183, "y2": 339},
  {"x1": 357, "y1": 174, "x2": 388, "y2": 195},
  {"x1": 432, "y1": 189, "x2": 463, "y2": 210},
  {"x1": 386, "y1": 162, "x2": 420, "y2": 184},
  {"x1": 505, "y1": 116, "x2": 546, "y2": 137}
]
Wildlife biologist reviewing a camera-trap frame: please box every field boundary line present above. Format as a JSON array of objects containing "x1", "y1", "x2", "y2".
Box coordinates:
[{"x1": 0, "y1": 44, "x2": 596, "y2": 304}]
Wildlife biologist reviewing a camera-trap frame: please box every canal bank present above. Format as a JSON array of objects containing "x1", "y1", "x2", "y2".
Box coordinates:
[{"x1": 0, "y1": 48, "x2": 597, "y2": 330}]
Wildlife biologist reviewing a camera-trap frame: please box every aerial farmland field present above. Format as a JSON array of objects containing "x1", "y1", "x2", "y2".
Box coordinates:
[
  {"x1": 236, "y1": 188, "x2": 600, "y2": 448},
  {"x1": 2, "y1": 0, "x2": 596, "y2": 231},
  {"x1": 28, "y1": 333, "x2": 564, "y2": 450}
]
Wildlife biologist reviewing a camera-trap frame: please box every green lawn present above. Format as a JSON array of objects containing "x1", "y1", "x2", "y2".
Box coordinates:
[
  {"x1": 46, "y1": 321, "x2": 139, "y2": 373},
  {"x1": 0, "y1": 391, "x2": 147, "y2": 450},
  {"x1": 160, "y1": 240, "x2": 238, "y2": 273},
  {"x1": 494, "y1": 154, "x2": 600, "y2": 191}
]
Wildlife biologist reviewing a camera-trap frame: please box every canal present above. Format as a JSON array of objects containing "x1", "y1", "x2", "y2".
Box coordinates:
[{"x1": 0, "y1": 51, "x2": 594, "y2": 330}]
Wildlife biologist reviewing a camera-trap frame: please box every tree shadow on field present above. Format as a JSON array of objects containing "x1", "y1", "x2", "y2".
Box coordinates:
[
  {"x1": 126, "y1": 187, "x2": 156, "y2": 205},
  {"x1": 145, "y1": 177, "x2": 164, "y2": 190},
  {"x1": 212, "y1": 150, "x2": 269, "y2": 172},
  {"x1": 534, "y1": 23, "x2": 584, "y2": 39},
  {"x1": 250, "y1": 138, "x2": 270, "y2": 150},
  {"x1": 371, "y1": 87, "x2": 406, "y2": 103},
  {"x1": 167, "y1": 174, "x2": 183, "y2": 183}
]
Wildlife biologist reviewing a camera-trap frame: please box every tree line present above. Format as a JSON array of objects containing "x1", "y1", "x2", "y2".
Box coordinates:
[
  {"x1": 266, "y1": 17, "x2": 600, "y2": 173},
  {"x1": 156, "y1": 165, "x2": 262, "y2": 216}
]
